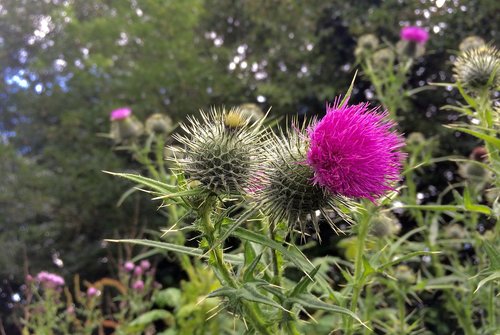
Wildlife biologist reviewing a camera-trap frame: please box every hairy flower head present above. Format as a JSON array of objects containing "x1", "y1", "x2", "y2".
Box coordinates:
[
  {"x1": 109, "y1": 108, "x2": 144, "y2": 142},
  {"x1": 173, "y1": 107, "x2": 266, "y2": 196},
  {"x1": 145, "y1": 113, "x2": 173, "y2": 135},
  {"x1": 453, "y1": 45, "x2": 500, "y2": 91},
  {"x1": 36, "y1": 271, "x2": 65, "y2": 289},
  {"x1": 400, "y1": 26, "x2": 429, "y2": 44},
  {"x1": 307, "y1": 100, "x2": 405, "y2": 201}
]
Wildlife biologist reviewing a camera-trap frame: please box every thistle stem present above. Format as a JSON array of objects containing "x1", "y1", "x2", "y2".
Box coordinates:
[
  {"x1": 346, "y1": 209, "x2": 371, "y2": 335},
  {"x1": 200, "y1": 199, "x2": 272, "y2": 335}
]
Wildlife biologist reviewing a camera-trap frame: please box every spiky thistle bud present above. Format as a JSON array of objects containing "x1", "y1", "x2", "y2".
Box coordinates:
[
  {"x1": 370, "y1": 211, "x2": 401, "y2": 237},
  {"x1": 256, "y1": 126, "x2": 351, "y2": 236},
  {"x1": 173, "y1": 107, "x2": 266, "y2": 196},
  {"x1": 453, "y1": 45, "x2": 500, "y2": 91},
  {"x1": 372, "y1": 48, "x2": 395, "y2": 69},
  {"x1": 145, "y1": 113, "x2": 173, "y2": 135},
  {"x1": 354, "y1": 34, "x2": 379, "y2": 59},
  {"x1": 238, "y1": 103, "x2": 265, "y2": 123},
  {"x1": 459, "y1": 36, "x2": 485, "y2": 52}
]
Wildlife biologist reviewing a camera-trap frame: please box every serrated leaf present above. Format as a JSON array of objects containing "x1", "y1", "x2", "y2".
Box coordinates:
[
  {"x1": 289, "y1": 266, "x2": 321, "y2": 298},
  {"x1": 288, "y1": 294, "x2": 369, "y2": 330},
  {"x1": 243, "y1": 254, "x2": 263, "y2": 282}
]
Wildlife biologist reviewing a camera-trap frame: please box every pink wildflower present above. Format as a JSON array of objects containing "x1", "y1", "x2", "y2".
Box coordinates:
[
  {"x1": 400, "y1": 26, "x2": 429, "y2": 44},
  {"x1": 139, "y1": 260, "x2": 151, "y2": 271},
  {"x1": 36, "y1": 271, "x2": 65, "y2": 289},
  {"x1": 132, "y1": 280, "x2": 145, "y2": 291},
  {"x1": 110, "y1": 107, "x2": 132, "y2": 121},
  {"x1": 134, "y1": 266, "x2": 143, "y2": 276},
  {"x1": 123, "y1": 261, "x2": 134, "y2": 272},
  {"x1": 306, "y1": 99, "x2": 405, "y2": 201},
  {"x1": 87, "y1": 287, "x2": 99, "y2": 297}
]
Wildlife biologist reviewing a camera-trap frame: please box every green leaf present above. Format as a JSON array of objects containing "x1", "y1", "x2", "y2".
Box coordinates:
[
  {"x1": 483, "y1": 241, "x2": 500, "y2": 270},
  {"x1": 339, "y1": 71, "x2": 357, "y2": 107},
  {"x1": 444, "y1": 125, "x2": 500, "y2": 150},
  {"x1": 395, "y1": 204, "x2": 489, "y2": 214},
  {"x1": 289, "y1": 266, "x2": 321, "y2": 298},
  {"x1": 288, "y1": 294, "x2": 369, "y2": 330},
  {"x1": 128, "y1": 310, "x2": 174, "y2": 328},
  {"x1": 154, "y1": 288, "x2": 182, "y2": 308},
  {"x1": 378, "y1": 251, "x2": 440, "y2": 270},
  {"x1": 106, "y1": 239, "x2": 243, "y2": 264},
  {"x1": 474, "y1": 271, "x2": 500, "y2": 293},
  {"x1": 463, "y1": 187, "x2": 492, "y2": 215},
  {"x1": 103, "y1": 171, "x2": 176, "y2": 193},
  {"x1": 243, "y1": 254, "x2": 263, "y2": 282}
]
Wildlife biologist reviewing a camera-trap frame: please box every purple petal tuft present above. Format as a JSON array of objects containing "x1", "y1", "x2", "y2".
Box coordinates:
[{"x1": 306, "y1": 100, "x2": 405, "y2": 201}]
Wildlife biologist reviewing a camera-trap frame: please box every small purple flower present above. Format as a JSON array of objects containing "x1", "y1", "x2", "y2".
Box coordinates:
[
  {"x1": 400, "y1": 26, "x2": 429, "y2": 44},
  {"x1": 132, "y1": 280, "x2": 145, "y2": 291},
  {"x1": 110, "y1": 107, "x2": 132, "y2": 121},
  {"x1": 139, "y1": 260, "x2": 151, "y2": 271},
  {"x1": 133, "y1": 266, "x2": 143, "y2": 276},
  {"x1": 123, "y1": 261, "x2": 135, "y2": 272},
  {"x1": 87, "y1": 287, "x2": 99, "y2": 297},
  {"x1": 36, "y1": 271, "x2": 65, "y2": 289},
  {"x1": 306, "y1": 99, "x2": 405, "y2": 201}
]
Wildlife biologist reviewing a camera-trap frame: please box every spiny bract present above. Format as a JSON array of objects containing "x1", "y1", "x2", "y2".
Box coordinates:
[{"x1": 173, "y1": 107, "x2": 266, "y2": 196}]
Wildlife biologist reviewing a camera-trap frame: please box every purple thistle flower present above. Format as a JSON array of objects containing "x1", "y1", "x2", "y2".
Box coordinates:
[
  {"x1": 36, "y1": 271, "x2": 65, "y2": 289},
  {"x1": 400, "y1": 26, "x2": 429, "y2": 44},
  {"x1": 132, "y1": 280, "x2": 145, "y2": 291},
  {"x1": 110, "y1": 107, "x2": 132, "y2": 121},
  {"x1": 306, "y1": 100, "x2": 405, "y2": 201}
]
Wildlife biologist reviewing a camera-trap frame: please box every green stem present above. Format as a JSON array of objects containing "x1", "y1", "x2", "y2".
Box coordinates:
[
  {"x1": 346, "y1": 210, "x2": 371, "y2": 335},
  {"x1": 200, "y1": 199, "x2": 272, "y2": 335},
  {"x1": 269, "y1": 221, "x2": 281, "y2": 286}
]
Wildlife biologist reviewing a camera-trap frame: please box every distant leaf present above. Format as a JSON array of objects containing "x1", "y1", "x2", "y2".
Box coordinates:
[
  {"x1": 103, "y1": 171, "x2": 176, "y2": 193},
  {"x1": 483, "y1": 241, "x2": 500, "y2": 270},
  {"x1": 445, "y1": 125, "x2": 500, "y2": 150},
  {"x1": 474, "y1": 271, "x2": 500, "y2": 293},
  {"x1": 463, "y1": 188, "x2": 492, "y2": 215},
  {"x1": 128, "y1": 310, "x2": 173, "y2": 328},
  {"x1": 106, "y1": 239, "x2": 243, "y2": 264}
]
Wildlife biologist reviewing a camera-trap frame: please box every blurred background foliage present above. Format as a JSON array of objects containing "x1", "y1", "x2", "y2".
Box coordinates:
[{"x1": 0, "y1": 0, "x2": 498, "y2": 321}]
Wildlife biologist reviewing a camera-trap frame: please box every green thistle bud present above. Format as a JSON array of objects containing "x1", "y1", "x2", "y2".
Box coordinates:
[
  {"x1": 372, "y1": 48, "x2": 395, "y2": 69},
  {"x1": 394, "y1": 264, "x2": 416, "y2": 284},
  {"x1": 370, "y1": 211, "x2": 401, "y2": 238},
  {"x1": 110, "y1": 116, "x2": 144, "y2": 143},
  {"x1": 459, "y1": 36, "x2": 485, "y2": 52},
  {"x1": 256, "y1": 126, "x2": 352, "y2": 237},
  {"x1": 173, "y1": 107, "x2": 266, "y2": 196},
  {"x1": 145, "y1": 113, "x2": 173, "y2": 135},
  {"x1": 356, "y1": 34, "x2": 379, "y2": 55},
  {"x1": 453, "y1": 45, "x2": 500, "y2": 91},
  {"x1": 405, "y1": 132, "x2": 426, "y2": 147},
  {"x1": 238, "y1": 103, "x2": 265, "y2": 123}
]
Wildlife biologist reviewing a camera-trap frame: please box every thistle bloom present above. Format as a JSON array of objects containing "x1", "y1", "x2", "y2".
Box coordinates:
[
  {"x1": 453, "y1": 45, "x2": 500, "y2": 91},
  {"x1": 307, "y1": 100, "x2": 405, "y2": 201},
  {"x1": 140, "y1": 260, "x2": 151, "y2": 270},
  {"x1": 110, "y1": 107, "x2": 132, "y2": 120},
  {"x1": 132, "y1": 280, "x2": 145, "y2": 291},
  {"x1": 400, "y1": 26, "x2": 429, "y2": 44},
  {"x1": 134, "y1": 266, "x2": 143, "y2": 276},
  {"x1": 124, "y1": 261, "x2": 135, "y2": 272},
  {"x1": 36, "y1": 271, "x2": 65, "y2": 289}
]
